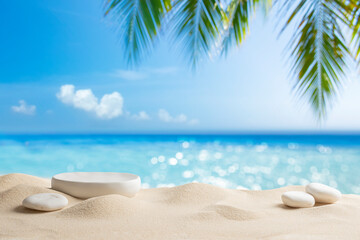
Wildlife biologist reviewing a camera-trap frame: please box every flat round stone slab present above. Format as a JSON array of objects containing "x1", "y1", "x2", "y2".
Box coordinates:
[
  {"x1": 51, "y1": 172, "x2": 141, "y2": 199},
  {"x1": 306, "y1": 183, "x2": 341, "y2": 204},
  {"x1": 282, "y1": 191, "x2": 315, "y2": 208},
  {"x1": 22, "y1": 193, "x2": 68, "y2": 211}
]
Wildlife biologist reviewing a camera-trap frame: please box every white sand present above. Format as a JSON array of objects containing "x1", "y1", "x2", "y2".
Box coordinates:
[{"x1": 1, "y1": 173, "x2": 360, "y2": 239}]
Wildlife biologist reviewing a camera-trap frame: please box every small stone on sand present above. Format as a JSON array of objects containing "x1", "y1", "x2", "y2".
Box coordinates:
[
  {"x1": 22, "y1": 193, "x2": 68, "y2": 211},
  {"x1": 282, "y1": 191, "x2": 315, "y2": 208},
  {"x1": 306, "y1": 183, "x2": 341, "y2": 204}
]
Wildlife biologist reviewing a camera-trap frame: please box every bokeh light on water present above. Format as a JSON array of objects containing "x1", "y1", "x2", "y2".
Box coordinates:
[{"x1": 1, "y1": 134, "x2": 360, "y2": 194}]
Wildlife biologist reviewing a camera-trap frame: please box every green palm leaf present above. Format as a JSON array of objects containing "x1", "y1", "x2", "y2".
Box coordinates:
[
  {"x1": 350, "y1": 1, "x2": 360, "y2": 61},
  {"x1": 170, "y1": 0, "x2": 224, "y2": 68},
  {"x1": 222, "y1": 0, "x2": 271, "y2": 55},
  {"x1": 281, "y1": 0, "x2": 351, "y2": 120},
  {"x1": 104, "y1": 0, "x2": 171, "y2": 65}
]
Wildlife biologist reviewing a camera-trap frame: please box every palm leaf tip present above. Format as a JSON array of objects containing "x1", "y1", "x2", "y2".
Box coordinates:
[
  {"x1": 221, "y1": 0, "x2": 271, "y2": 56},
  {"x1": 104, "y1": 0, "x2": 171, "y2": 66},
  {"x1": 350, "y1": 3, "x2": 360, "y2": 61},
  {"x1": 282, "y1": 0, "x2": 350, "y2": 120},
  {"x1": 170, "y1": 0, "x2": 224, "y2": 69}
]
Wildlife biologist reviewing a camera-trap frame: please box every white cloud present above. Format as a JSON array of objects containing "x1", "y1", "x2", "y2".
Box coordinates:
[
  {"x1": 188, "y1": 119, "x2": 199, "y2": 125},
  {"x1": 131, "y1": 111, "x2": 151, "y2": 120},
  {"x1": 150, "y1": 67, "x2": 178, "y2": 74},
  {"x1": 57, "y1": 85, "x2": 123, "y2": 119},
  {"x1": 158, "y1": 109, "x2": 198, "y2": 124},
  {"x1": 110, "y1": 70, "x2": 147, "y2": 80},
  {"x1": 11, "y1": 100, "x2": 36, "y2": 115},
  {"x1": 110, "y1": 67, "x2": 178, "y2": 80},
  {"x1": 158, "y1": 109, "x2": 175, "y2": 122}
]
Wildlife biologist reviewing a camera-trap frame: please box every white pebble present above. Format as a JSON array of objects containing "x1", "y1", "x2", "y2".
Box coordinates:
[
  {"x1": 22, "y1": 193, "x2": 68, "y2": 211},
  {"x1": 305, "y1": 183, "x2": 341, "y2": 204},
  {"x1": 282, "y1": 191, "x2": 315, "y2": 208}
]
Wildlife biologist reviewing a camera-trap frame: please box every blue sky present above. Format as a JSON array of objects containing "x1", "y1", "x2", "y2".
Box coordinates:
[{"x1": 1, "y1": 0, "x2": 360, "y2": 133}]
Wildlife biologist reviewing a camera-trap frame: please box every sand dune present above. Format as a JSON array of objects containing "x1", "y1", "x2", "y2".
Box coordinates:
[
  {"x1": 1, "y1": 174, "x2": 360, "y2": 239},
  {"x1": 59, "y1": 194, "x2": 148, "y2": 218},
  {"x1": 0, "y1": 173, "x2": 49, "y2": 190}
]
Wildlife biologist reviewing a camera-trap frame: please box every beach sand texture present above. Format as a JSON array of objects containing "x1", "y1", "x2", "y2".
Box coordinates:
[{"x1": 1, "y1": 173, "x2": 360, "y2": 239}]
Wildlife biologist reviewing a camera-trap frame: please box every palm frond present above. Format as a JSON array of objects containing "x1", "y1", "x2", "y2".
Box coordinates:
[
  {"x1": 281, "y1": 0, "x2": 351, "y2": 120},
  {"x1": 222, "y1": 0, "x2": 271, "y2": 55},
  {"x1": 350, "y1": 1, "x2": 360, "y2": 61},
  {"x1": 170, "y1": 0, "x2": 224, "y2": 68},
  {"x1": 104, "y1": 0, "x2": 171, "y2": 66}
]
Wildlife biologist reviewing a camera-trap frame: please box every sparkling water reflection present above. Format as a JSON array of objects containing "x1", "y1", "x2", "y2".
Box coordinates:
[{"x1": 0, "y1": 134, "x2": 360, "y2": 194}]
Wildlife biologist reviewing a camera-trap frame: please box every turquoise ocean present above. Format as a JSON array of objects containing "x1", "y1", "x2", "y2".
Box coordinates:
[{"x1": 1, "y1": 134, "x2": 359, "y2": 194}]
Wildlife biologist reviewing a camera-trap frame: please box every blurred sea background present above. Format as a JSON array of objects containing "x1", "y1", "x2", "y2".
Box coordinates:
[{"x1": 1, "y1": 134, "x2": 360, "y2": 194}]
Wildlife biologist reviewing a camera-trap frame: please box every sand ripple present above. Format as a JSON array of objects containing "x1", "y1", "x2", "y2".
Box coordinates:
[{"x1": 60, "y1": 194, "x2": 146, "y2": 218}]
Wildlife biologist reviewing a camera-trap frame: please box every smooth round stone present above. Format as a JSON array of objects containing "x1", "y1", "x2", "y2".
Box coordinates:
[
  {"x1": 305, "y1": 183, "x2": 341, "y2": 204},
  {"x1": 22, "y1": 193, "x2": 68, "y2": 211},
  {"x1": 281, "y1": 191, "x2": 315, "y2": 208},
  {"x1": 51, "y1": 172, "x2": 141, "y2": 199}
]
